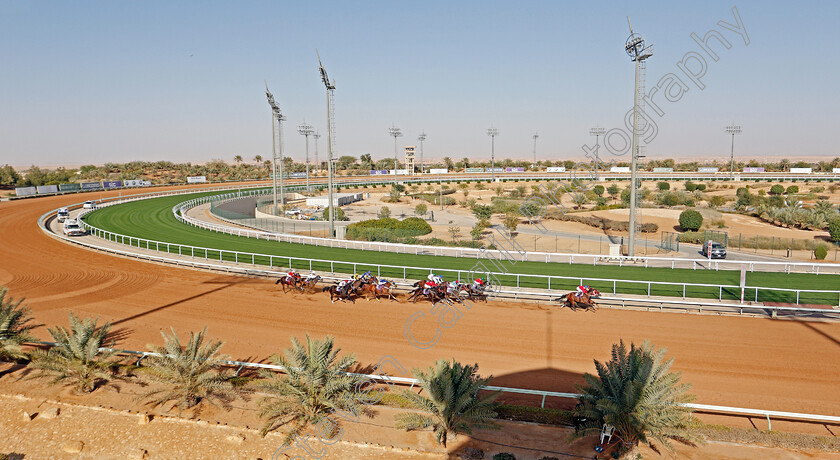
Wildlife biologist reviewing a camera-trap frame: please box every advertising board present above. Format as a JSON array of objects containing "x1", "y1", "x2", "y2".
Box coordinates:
[
  {"x1": 652, "y1": 167, "x2": 674, "y2": 173},
  {"x1": 610, "y1": 167, "x2": 631, "y2": 173},
  {"x1": 429, "y1": 168, "x2": 449, "y2": 174},
  {"x1": 743, "y1": 167, "x2": 765, "y2": 173},
  {"x1": 369, "y1": 170, "x2": 389, "y2": 175},
  {"x1": 36, "y1": 185, "x2": 59, "y2": 194},
  {"x1": 102, "y1": 180, "x2": 123, "y2": 188},
  {"x1": 186, "y1": 176, "x2": 207, "y2": 184},
  {"x1": 546, "y1": 167, "x2": 566, "y2": 173},
  {"x1": 81, "y1": 181, "x2": 102, "y2": 190},
  {"x1": 505, "y1": 167, "x2": 525, "y2": 172},
  {"x1": 465, "y1": 168, "x2": 485, "y2": 173},
  {"x1": 790, "y1": 167, "x2": 812, "y2": 174},
  {"x1": 698, "y1": 167, "x2": 719, "y2": 173},
  {"x1": 14, "y1": 186, "x2": 37, "y2": 197},
  {"x1": 59, "y1": 183, "x2": 81, "y2": 192}
]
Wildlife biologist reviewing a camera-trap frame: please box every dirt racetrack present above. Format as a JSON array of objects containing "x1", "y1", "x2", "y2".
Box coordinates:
[{"x1": 2, "y1": 185, "x2": 840, "y2": 435}]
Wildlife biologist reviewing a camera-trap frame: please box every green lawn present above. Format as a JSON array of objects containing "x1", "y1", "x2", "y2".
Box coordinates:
[{"x1": 81, "y1": 191, "x2": 840, "y2": 305}]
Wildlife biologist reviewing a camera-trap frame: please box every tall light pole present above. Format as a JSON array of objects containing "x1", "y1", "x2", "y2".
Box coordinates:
[
  {"x1": 532, "y1": 132, "x2": 539, "y2": 169},
  {"x1": 590, "y1": 127, "x2": 605, "y2": 170},
  {"x1": 487, "y1": 127, "x2": 499, "y2": 181},
  {"x1": 389, "y1": 126, "x2": 402, "y2": 185},
  {"x1": 625, "y1": 18, "x2": 653, "y2": 257},
  {"x1": 317, "y1": 50, "x2": 336, "y2": 237},
  {"x1": 418, "y1": 132, "x2": 426, "y2": 174},
  {"x1": 726, "y1": 124, "x2": 742, "y2": 179},
  {"x1": 298, "y1": 123, "x2": 314, "y2": 191},
  {"x1": 265, "y1": 84, "x2": 285, "y2": 215}
]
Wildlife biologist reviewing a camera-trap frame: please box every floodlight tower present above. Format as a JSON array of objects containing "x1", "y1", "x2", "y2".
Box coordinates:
[
  {"x1": 532, "y1": 132, "x2": 539, "y2": 169},
  {"x1": 389, "y1": 126, "x2": 403, "y2": 185},
  {"x1": 590, "y1": 127, "x2": 605, "y2": 170},
  {"x1": 298, "y1": 123, "x2": 314, "y2": 191},
  {"x1": 487, "y1": 127, "x2": 499, "y2": 181},
  {"x1": 625, "y1": 18, "x2": 653, "y2": 257},
  {"x1": 265, "y1": 83, "x2": 286, "y2": 215},
  {"x1": 317, "y1": 50, "x2": 337, "y2": 237},
  {"x1": 418, "y1": 132, "x2": 427, "y2": 174},
  {"x1": 725, "y1": 124, "x2": 742, "y2": 179}
]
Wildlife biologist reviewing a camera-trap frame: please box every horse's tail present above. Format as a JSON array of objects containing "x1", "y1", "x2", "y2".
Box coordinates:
[
  {"x1": 275, "y1": 279, "x2": 282, "y2": 285},
  {"x1": 322, "y1": 286, "x2": 331, "y2": 293}
]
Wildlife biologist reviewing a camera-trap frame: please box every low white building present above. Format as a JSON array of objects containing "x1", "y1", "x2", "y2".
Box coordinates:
[{"x1": 305, "y1": 192, "x2": 366, "y2": 208}]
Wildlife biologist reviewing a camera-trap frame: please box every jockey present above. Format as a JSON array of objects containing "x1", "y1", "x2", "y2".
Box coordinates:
[
  {"x1": 575, "y1": 285, "x2": 590, "y2": 298},
  {"x1": 305, "y1": 271, "x2": 318, "y2": 282},
  {"x1": 286, "y1": 270, "x2": 298, "y2": 283},
  {"x1": 377, "y1": 277, "x2": 388, "y2": 286},
  {"x1": 351, "y1": 273, "x2": 360, "y2": 281},
  {"x1": 447, "y1": 280, "x2": 459, "y2": 294},
  {"x1": 423, "y1": 279, "x2": 436, "y2": 295}
]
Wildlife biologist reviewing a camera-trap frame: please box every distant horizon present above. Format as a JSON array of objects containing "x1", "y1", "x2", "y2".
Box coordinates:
[{"x1": 9, "y1": 153, "x2": 839, "y2": 172}]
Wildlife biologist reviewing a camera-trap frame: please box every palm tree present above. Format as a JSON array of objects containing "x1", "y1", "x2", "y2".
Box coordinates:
[
  {"x1": 233, "y1": 155, "x2": 243, "y2": 166},
  {"x1": 394, "y1": 360, "x2": 499, "y2": 448},
  {"x1": 256, "y1": 335, "x2": 372, "y2": 443},
  {"x1": 137, "y1": 327, "x2": 237, "y2": 417},
  {"x1": 462, "y1": 157, "x2": 470, "y2": 169},
  {"x1": 28, "y1": 313, "x2": 124, "y2": 393},
  {"x1": 254, "y1": 155, "x2": 263, "y2": 166},
  {"x1": 0, "y1": 288, "x2": 39, "y2": 364},
  {"x1": 574, "y1": 340, "x2": 696, "y2": 455}
]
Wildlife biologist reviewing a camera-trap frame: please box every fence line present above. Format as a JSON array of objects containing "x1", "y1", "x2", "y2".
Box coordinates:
[
  {"x1": 26, "y1": 340, "x2": 840, "y2": 430},
  {"x1": 40, "y1": 212, "x2": 840, "y2": 320},
  {"x1": 65, "y1": 195, "x2": 840, "y2": 306}
]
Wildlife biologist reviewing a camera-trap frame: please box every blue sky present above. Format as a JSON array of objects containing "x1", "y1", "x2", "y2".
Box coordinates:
[{"x1": 1, "y1": 1, "x2": 838, "y2": 167}]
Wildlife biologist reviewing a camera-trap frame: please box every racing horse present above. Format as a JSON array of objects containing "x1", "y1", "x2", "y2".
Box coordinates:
[
  {"x1": 407, "y1": 280, "x2": 447, "y2": 305},
  {"x1": 299, "y1": 275, "x2": 322, "y2": 293},
  {"x1": 323, "y1": 277, "x2": 366, "y2": 303},
  {"x1": 562, "y1": 291, "x2": 598, "y2": 311},
  {"x1": 360, "y1": 279, "x2": 397, "y2": 302},
  {"x1": 275, "y1": 274, "x2": 302, "y2": 293}
]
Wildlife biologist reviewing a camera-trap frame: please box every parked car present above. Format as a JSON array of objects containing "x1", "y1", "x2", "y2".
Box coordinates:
[
  {"x1": 82, "y1": 200, "x2": 97, "y2": 209},
  {"x1": 285, "y1": 209, "x2": 301, "y2": 216},
  {"x1": 701, "y1": 240, "x2": 727, "y2": 259},
  {"x1": 56, "y1": 207, "x2": 70, "y2": 222},
  {"x1": 63, "y1": 219, "x2": 85, "y2": 236}
]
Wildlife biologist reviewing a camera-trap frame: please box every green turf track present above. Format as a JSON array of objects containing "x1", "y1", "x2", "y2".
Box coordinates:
[{"x1": 81, "y1": 191, "x2": 840, "y2": 306}]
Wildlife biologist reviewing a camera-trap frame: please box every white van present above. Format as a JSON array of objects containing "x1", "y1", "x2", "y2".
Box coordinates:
[
  {"x1": 83, "y1": 200, "x2": 97, "y2": 209},
  {"x1": 57, "y1": 207, "x2": 70, "y2": 222},
  {"x1": 63, "y1": 219, "x2": 85, "y2": 236}
]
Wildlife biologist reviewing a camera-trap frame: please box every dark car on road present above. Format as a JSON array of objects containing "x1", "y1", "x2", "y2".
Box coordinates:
[{"x1": 701, "y1": 240, "x2": 727, "y2": 259}]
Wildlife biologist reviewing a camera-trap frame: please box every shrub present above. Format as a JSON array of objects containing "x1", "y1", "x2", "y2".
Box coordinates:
[
  {"x1": 770, "y1": 184, "x2": 785, "y2": 195},
  {"x1": 814, "y1": 245, "x2": 828, "y2": 260},
  {"x1": 378, "y1": 206, "x2": 391, "y2": 219},
  {"x1": 812, "y1": 186, "x2": 825, "y2": 193},
  {"x1": 829, "y1": 218, "x2": 840, "y2": 243},
  {"x1": 696, "y1": 183, "x2": 706, "y2": 191},
  {"x1": 684, "y1": 181, "x2": 697, "y2": 192},
  {"x1": 786, "y1": 185, "x2": 799, "y2": 194},
  {"x1": 414, "y1": 203, "x2": 427, "y2": 216},
  {"x1": 679, "y1": 209, "x2": 703, "y2": 231},
  {"x1": 593, "y1": 185, "x2": 605, "y2": 196},
  {"x1": 709, "y1": 195, "x2": 727, "y2": 208},
  {"x1": 657, "y1": 181, "x2": 670, "y2": 191},
  {"x1": 492, "y1": 454, "x2": 516, "y2": 460},
  {"x1": 736, "y1": 187, "x2": 749, "y2": 198}
]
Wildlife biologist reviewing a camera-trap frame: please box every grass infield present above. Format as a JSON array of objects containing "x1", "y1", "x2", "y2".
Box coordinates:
[{"x1": 81, "y1": 191, "x2": 840, "y2": 305}]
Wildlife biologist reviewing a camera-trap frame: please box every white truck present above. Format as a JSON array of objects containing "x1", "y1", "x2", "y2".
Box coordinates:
[
  {"x1": 63, "y1": 219, "x2": 85, "y2": 236},
  {"x1": 56, "y1": 207, "x2": 70, "y2": 222}
]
